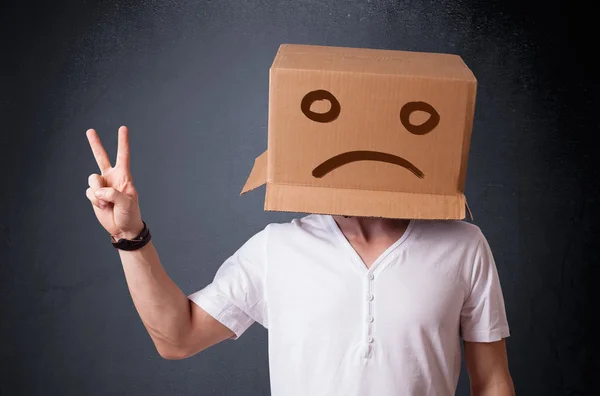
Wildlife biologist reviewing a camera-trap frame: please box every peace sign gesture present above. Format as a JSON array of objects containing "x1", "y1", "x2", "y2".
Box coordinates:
[{"x1": 86, "y1": 126, "x2": 144, "y2": 240}]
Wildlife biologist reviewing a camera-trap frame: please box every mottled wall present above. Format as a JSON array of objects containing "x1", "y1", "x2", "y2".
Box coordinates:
[{"x1": 2, "y1": 1, "x2": 597, "y2": 395}]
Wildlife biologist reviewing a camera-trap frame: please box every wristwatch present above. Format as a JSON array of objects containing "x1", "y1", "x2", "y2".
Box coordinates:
[{"x1": 111, "y1": 221, "x2": 152, "y2": 251}]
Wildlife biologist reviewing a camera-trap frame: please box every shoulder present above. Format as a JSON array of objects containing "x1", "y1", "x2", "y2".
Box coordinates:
[
  {"x1": 241, "y1": 214, "x2": 329, "y2": 249},
  {"x1": 412, "y1": 220, "x2": 486, "y2": 250},
  {"x1": 265, "y1": 214, "x2": 329, "y2": 237},
  {"x1": 415, "y1": 219, "x2": 483, "y2": 237}
]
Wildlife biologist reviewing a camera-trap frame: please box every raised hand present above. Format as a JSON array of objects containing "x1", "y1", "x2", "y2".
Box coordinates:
[{"x1": 86, "y1": 126, "x2": 144, "y2": 240}]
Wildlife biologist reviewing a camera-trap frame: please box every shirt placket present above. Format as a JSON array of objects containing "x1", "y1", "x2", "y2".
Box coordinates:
[{"x1": 364, "y1": 270, "x2": 376, "y2": 358}]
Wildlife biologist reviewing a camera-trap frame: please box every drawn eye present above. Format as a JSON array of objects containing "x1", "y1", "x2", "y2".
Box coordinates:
[
  {"x1": 301, "y1": 90, "x2": 341, "y2": 123},
  {"x1": 400, "y1": 101, "x2": 440, "y2": 135}
]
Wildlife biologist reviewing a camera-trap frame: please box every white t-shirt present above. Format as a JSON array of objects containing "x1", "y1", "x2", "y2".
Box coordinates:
[{"x1": 189, "y1": 215, "x2": 510, "y2": 396}]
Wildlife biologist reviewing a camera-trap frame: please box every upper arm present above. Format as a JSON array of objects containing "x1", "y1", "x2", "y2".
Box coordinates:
[
  {"x1": 183, "y1": 228, "x2": 269, "y2": 356},
  {"x1": 461, "y1": 233, "x2": 514, "y2": 394},
  {"x1": 464, "y1": 339, "x2": 514, "y2": 395},
  {"x1": 460, "y1": 234, "x2": 510, "y2": 343},
  {"x1": 183, "y1": 299, "x2": 236, "y2": 357},
  {"x1": 154, "y1": 300, "x2": 235, "y2": 360}
]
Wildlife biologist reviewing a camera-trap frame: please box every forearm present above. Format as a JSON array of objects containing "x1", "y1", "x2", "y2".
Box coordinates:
[
  {"x1": 118, "y1": 241, "x2": 192, "y2": 356},
  {"x1": 471, "y1": 376, "x2": 515, "y2": 396}
]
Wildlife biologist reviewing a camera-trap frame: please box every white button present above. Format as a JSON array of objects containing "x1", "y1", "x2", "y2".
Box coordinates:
[
  {"x1": 367, "y1": 336, "x2": 374, "y2": 343},
  {"x1": 368, "y1": 273, "x2": 374, "y2": 280},
  {"x1": 367, "y1": 316, "x2": 374, "y2": 323},
  {"x1": 367, "y1": 293, "x2": 374, "y2": 301}
]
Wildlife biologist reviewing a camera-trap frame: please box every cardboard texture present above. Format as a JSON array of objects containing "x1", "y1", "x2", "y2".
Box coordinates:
[{"x1": 241, "y1": 44, "x2": 477, "y2": 220}]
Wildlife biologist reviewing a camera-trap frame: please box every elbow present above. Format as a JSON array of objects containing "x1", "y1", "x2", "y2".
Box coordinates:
[
  {"x1": 147, "y1": 324, "x2": 194, "y2": 360},
  {"x1": 157, "y1": 342, "x2": 209, "y2": 360},
  {"x1": 157, "y1": 345, "x2": 191, "y2": 360},
  {"x1": 152, "y1": 335, "x2": 193, "y2": 360}
]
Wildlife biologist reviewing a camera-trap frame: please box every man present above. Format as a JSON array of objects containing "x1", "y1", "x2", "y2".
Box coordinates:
[{"x1": 86, "y1": 125, "x2": 514, "y2": 395}]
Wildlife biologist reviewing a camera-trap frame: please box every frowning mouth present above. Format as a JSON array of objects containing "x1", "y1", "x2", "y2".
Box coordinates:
[{"x1": 312, "y1": 150, "x2": 424, "y2": 179}]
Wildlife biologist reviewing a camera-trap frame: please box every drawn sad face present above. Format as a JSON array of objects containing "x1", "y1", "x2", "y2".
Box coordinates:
[{"x1": 301, "y1": 89, "x2": 440, "y2": 181}]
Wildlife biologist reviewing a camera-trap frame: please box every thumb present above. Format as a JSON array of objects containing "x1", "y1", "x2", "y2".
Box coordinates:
[{"x1": 95, "y1": 187, "x2": 129, "y2": 206}]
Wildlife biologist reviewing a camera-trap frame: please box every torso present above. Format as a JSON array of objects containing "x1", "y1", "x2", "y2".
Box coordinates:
[{"x1": 261, "y1": 214, "x2": 487, "y2": 396}]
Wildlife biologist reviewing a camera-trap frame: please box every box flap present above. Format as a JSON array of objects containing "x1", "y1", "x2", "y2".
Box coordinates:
[
  {"x1": 265, "y1": 183, "x2": 468, "y2": 220},
  {"x1": 240, "y1": 150, "x2": 268, "y2": 195}
]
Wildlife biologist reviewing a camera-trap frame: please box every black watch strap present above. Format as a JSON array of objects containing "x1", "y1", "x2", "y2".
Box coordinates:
[{"x1": 111, "y1": 221, "x2": 151, "y2": 251}]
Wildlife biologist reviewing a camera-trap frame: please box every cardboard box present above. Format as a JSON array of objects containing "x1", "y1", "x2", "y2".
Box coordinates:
[{"x1": 241, "y1": 44, "x2": 477, "y2": 219}]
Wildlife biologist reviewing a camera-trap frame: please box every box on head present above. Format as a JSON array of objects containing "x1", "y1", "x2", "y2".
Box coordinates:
[{"x1": 242, "y1": 44, "x2": 477, "y2": 220}]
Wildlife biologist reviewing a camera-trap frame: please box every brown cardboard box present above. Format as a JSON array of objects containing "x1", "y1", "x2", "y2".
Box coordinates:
[{"x1": 242, "y1": 44, "x2": 477, "y2": 219}]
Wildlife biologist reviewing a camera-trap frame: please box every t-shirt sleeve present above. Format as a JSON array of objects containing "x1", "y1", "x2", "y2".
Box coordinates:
[
  {"x1": 188, "y1": 227, "x2": 268, "y2": 339},
  {"x1": 460, "y1": 232, "x2": 510, "y2": 343}
]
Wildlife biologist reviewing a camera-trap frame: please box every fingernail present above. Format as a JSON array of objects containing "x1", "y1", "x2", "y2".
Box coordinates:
[
  {"x1": 95, "y1": 190, "x2": 104, "y2": 197},
  {"x1": 98, "y1": 202, "x2": 106, "y2": 209}
]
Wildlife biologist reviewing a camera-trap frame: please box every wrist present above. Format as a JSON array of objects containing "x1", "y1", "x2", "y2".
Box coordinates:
[
  {"x1": 111, "y1": 220, "x2": 151, "y2": 252},
  {"x1": 115, "y1": 222, "x2": 145, "y2": 240}
]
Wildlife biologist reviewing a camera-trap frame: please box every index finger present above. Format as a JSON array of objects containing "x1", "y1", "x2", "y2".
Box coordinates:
[{"x1": 86, "y1": 129, "x2": 112, "y2": 173}]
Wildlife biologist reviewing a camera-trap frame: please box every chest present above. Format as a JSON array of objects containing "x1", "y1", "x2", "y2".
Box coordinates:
[
  {"x1": 265, "y1": 241, "x2": 469, "y2": 338},
  {"x1": 346, "y1": 238, "x2": 398, "y2": 269}
]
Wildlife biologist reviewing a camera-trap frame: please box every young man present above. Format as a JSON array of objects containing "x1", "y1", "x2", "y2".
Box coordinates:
[{"x1": 86, "y1": 126, "x2": 514, "y2": 396}]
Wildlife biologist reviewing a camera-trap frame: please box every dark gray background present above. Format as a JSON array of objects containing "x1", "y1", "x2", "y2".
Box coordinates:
[{"x1": 2, "y1": 0, "x2": 597, "y2": 395}]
